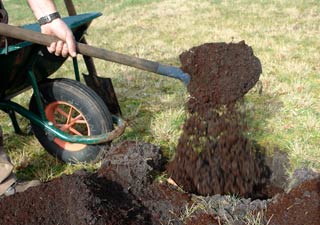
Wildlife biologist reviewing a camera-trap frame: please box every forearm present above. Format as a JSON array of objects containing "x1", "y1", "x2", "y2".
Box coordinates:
[{"x1": 27, "y1": 0, "x2": 57, "y2": 19}]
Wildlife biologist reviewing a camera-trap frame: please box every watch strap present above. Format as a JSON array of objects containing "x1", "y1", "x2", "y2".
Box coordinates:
[{"x1": 38, "y1": 12, "x2": 61, "y2": 26}]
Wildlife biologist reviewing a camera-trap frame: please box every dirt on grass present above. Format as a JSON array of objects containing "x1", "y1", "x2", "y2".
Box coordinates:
[{"x1": 0, "y1": 41, "x2": 319, "y2": 225}]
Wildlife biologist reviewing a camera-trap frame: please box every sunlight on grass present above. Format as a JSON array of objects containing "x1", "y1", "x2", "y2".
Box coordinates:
[
  {"x1": 150, "y1": 108, "x2": 185, "y2": 157},
  {"x1": 1, "y1": 0, "x2": 319, "y2": 182}
]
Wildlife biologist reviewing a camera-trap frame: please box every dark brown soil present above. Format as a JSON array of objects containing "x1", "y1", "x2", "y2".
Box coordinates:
[
  {"x1": 0, "y1": 141, "x2": 318, "y2": 225},
  {"x1": 0, "y1": 172, "x2": 151, "y2": 225},
  {"x1": 267, "y1": 177, "x2": 320, "y2": 225},
  {"x1": 181, "y1": 41, "x2": 261, "y2": 106},
  {"x1": 96, "y1": 141, "x2": 197, "y2": 224},
  {"x1": 0, "y1": 142, "x2": 146, "y2": 225},
  {"x1": 0, "y1": 141, "x2": 219, "y2": 225},
  {"x1": 167, "y1": 41, "x2": 271, "y2": 198}
]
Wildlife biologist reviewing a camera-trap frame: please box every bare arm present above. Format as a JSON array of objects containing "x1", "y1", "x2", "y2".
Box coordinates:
[{"x1": 27, "y1": 0, "x2": 76, "y2": 57}]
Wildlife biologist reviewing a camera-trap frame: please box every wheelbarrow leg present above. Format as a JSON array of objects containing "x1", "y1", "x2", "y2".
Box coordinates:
[
  {"x1": 27, "y1": 69, "x2": 46, "y2": 121},
  {"x1": 72, "y1": 57, "x2": 81, "y2": 82},
  {"x1": 8, "y1": 110, "x2": 22, "y2": 134}
]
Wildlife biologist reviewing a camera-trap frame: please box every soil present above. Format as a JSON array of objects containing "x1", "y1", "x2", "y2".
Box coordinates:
[
  {"x1": 167, "y1": 41, "x2": 270, "y2": 198},
  {"x1": 0, "y1": 141, "x2": 318, "y2": 225},
  {"x1": 0, "y1": 41, "x2": 319, "y2": 224},
  {"x1": 266, "y1": 177, "x2": 320, "y2": 225},
  {"x1": 181, "y1": 41, "x2": 261, "y2": 106},
  {"x1": 0, "y1": 141, "x2": 218, "y2": 225}
]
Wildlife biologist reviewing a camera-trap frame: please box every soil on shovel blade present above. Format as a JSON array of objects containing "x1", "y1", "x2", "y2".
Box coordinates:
[{"x1": 0, "y1": 41, "x2": 319, "y2": 225}]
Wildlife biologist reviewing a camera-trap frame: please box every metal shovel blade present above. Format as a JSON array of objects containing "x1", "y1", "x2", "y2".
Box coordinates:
[{"x1": 83, "y1": 73, "x2": 121, "y2": 116}]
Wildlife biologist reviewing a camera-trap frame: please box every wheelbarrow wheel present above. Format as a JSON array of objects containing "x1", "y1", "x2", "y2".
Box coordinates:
[{"x1": 29, "y1": 78, "x2": 114, "y2": 163}]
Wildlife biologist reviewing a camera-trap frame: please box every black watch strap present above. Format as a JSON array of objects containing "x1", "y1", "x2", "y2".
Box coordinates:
[{"x1": 38, "y1": 12, "x2": 61, "y2": 26}]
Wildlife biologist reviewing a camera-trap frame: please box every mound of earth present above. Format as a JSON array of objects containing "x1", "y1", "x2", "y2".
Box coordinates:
[
  {"x1": 0, "y1": 172, "x2": 150, "y2": 225},
  {"x1": 0, "y1": 141, "x2": 216, "y2": 225},
  {"x1": 0, "y1": 141, "x2": 319, "y2": 225}
]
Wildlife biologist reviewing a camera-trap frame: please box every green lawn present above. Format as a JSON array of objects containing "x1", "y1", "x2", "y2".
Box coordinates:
[{"x1": 1, "y1": 0, "x2": 319, "y2": 181}]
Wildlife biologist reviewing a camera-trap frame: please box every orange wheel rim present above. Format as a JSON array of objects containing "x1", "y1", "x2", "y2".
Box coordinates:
[{"x1": 45, "y1": 101, "x2": 90, "y2": 152}]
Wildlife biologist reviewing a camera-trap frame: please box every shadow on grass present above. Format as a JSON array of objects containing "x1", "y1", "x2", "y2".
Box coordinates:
[
  {"x1": 244, "y1": 84, "x2": 285, "y2": 151},
  {"x1": 243, "y1": 86, "x2": 291, "y2": 189}
]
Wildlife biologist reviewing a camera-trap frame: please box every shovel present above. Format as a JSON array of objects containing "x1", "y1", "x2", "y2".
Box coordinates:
[
  {"x1": 0, "y1": 23, "x2": 191, "y2": 86},
  {"x1": 63, "y1": 0, "x2": 122, "y2": 116}
]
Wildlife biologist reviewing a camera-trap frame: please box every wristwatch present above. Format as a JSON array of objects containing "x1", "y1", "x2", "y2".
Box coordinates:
[{"x1": 38, "y1": 12, "x2": 61, "y2": 26}]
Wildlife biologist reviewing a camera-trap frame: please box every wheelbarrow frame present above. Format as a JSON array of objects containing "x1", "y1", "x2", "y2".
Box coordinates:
[{"x1": 0, "y1": 12, "x2": 125, "y2": 145}]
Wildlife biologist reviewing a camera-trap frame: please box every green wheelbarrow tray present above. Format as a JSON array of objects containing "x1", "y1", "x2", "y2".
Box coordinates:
[
  {"x1": 0, "y1": 12, "x2": 126, "y2": 146},
  {"x1": 0, "y1": 12, "x2": 100, "y2": 99}
]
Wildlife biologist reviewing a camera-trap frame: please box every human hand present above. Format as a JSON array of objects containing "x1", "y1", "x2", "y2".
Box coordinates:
[{"x1": 40, "y1": 18, "x2": 76, "y2": 57}]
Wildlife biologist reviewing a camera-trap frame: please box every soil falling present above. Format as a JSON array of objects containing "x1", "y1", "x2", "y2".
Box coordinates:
[{"x1": 167, "y1": 41, "x2": 270, "y2": 198}]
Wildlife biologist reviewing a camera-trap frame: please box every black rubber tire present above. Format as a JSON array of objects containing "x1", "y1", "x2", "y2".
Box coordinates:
[{"x1": 29, "y1": 78, "x2": 113, "y2": 163}]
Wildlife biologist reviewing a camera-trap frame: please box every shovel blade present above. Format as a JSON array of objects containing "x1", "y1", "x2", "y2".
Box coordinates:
[{"x1": 83, "y1": 74, "x2": 122, "y2": 116}]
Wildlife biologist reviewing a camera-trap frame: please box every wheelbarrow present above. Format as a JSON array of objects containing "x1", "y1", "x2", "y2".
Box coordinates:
[{"x1": 0, "y1": 12, "x2": 190, "y2": 163}]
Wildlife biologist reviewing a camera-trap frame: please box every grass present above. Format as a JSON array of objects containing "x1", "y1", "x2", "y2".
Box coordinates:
[
  {"x1": 180, "y1": 195, "x2": 270, "y2": 225},
  {"x1": 1, "y1": 0, "x2": 319, "y2": 183}
]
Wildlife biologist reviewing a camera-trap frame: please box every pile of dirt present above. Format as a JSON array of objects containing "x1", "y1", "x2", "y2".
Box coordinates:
[
  {"x1": 97, "y1": 141, "x2": 195, "y2": 223},
  {"x1": 0, "y1": 169, "x2": 150, "y2": 225},
  {"x1": 0, "y1": 141, "x2": 217, "y2": 225},
  {"x1": 167, "y1": 41, "x2": 271, "y2": 198},
  {"x1": 0, "y1": 141, "x2": 318, "y2": 225}
]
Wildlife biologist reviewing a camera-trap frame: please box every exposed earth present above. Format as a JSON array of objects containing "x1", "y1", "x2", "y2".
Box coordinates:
[
  {"x1": 0, "y1": 141, "x2": 318, "y2": 225},
  {"x1": 0, "y1": 42, "x2": 319, "y2": 224}
]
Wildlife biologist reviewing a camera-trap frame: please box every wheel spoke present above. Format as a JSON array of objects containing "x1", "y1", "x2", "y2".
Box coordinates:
[
  {"x1": 67, "y1": 107, "x2": 74, "y2": 124},
  {"x1": 59, "y1": 124, "x2": 70, "y2": 132},
  {"x1": 55, "y1": 123, "x2": 64, "y2": 128},
  {"x1": 55, "y1": 107, "x2": 69, "y2": 118},
  {"x1": 72, "y1": 114, "x2": 84, "y2": 123},
  {"x1": 69, "y1": 127, "x2": 83, "y2": 136}
]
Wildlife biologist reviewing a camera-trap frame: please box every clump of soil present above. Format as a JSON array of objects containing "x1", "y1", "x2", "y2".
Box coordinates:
[
  {"x1": 167, "y1": 41, "x2": 270, "y2": 198},
  {"x1": 182, "y1": 41, "x2": 262, "y2": 106},
  {"x1": 97, "y1": 141, "x2": 195, "y2": 223}
]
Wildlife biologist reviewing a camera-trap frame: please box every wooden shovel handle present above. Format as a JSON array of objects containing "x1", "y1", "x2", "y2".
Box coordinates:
[{"x1": 0, "y1": 23, "x2": 159, "y2": 73}]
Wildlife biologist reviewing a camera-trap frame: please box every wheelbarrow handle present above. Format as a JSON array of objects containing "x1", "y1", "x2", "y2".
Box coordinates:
[{"x1": 0, "y1": 23, "x2": 190, "y2": 85}]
